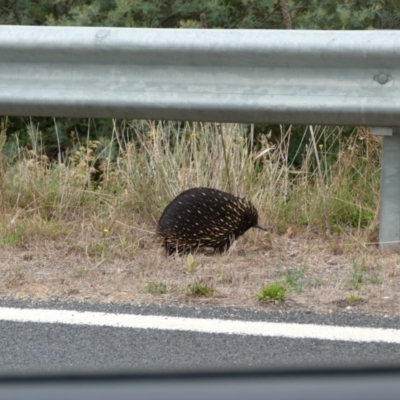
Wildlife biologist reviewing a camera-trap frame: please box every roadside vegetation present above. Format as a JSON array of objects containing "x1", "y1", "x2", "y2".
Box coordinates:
[
  {"x1": 1, "y1": 118, "x2": 399, "y2": 316},
  {"x1": 0, "y1": 120, "x2": 381, "y2": 253},
  {"x1": 1, "y1": 0, "x2": 399, "y2": 314}
]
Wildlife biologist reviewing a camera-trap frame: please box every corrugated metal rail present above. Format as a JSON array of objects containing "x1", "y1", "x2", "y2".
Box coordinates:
[
  {"x1": 1, "y1": 25, "x2": 399, "y2": 125},
  {"x1": 0, "y1": 25, "x2": 400, "y2": 248}
]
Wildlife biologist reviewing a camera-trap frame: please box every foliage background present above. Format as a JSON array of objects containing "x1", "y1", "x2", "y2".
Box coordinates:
[{"x1": 2, "y1": 0, "x2": 399, "y2": 29}]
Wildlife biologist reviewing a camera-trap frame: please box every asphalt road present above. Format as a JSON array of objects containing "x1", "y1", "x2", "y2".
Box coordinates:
[{"x1": 1, "y1": 299, "x2": 400, "y2": 374}]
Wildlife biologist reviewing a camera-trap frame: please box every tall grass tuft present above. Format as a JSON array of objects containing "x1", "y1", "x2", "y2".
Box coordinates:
[{"x1": 0, "y1": 119, "x2": 381, "y2": 256}]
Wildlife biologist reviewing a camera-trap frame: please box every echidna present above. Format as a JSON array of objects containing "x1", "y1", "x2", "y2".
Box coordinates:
[{"x1": 156, "y1": 187, "x2": 267, "y2": 255}]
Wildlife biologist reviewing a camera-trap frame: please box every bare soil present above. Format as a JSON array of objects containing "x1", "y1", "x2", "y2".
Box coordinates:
[{"x1": 1, "y1": 232, "x2": 399, "y2": 316}]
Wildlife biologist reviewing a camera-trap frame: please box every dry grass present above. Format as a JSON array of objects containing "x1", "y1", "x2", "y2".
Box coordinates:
[
  {"x1": 0, "y1": 235, "x2": 399, "y2": 316},
  {"x1": 0, "y1": 119, "x2": 397, "y2": 315}
]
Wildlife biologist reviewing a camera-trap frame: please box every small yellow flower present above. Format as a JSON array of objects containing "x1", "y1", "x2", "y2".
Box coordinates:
[
  {"x1": 190, "y1": 132, "x2": 196, "y2": 139},
  {"x1": 318, "y1": 144, "x2": 323, "y2": 149},
  {"x1": 103, "y1": 228, "x2": 109, "y2": 234}
]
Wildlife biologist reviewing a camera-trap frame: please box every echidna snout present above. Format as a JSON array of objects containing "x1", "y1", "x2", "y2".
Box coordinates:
[
  {"x1": 254, "y1": 222, "x2": 268, "y2": 231},
  {"x1": 156, "y1": 187, "x2": 267, "y2": 255}
]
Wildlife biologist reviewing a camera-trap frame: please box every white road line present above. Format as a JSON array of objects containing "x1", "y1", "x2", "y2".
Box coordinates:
[{"x1": 0, "y1": 307, "x2": 399, "y2": 344}]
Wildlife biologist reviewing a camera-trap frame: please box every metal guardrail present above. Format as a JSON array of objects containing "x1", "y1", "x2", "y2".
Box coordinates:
[
  {"x1": 1, "y1": 25, "x2": 400, "y2": 125},
  {"x1": 1, "y1": 25, "x2": 400, "y2": 248}
]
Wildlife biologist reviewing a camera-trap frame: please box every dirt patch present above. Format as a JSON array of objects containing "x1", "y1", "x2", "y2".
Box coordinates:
[{"x1": 0, "y1": 234, "x2": 399, "y2": 316}]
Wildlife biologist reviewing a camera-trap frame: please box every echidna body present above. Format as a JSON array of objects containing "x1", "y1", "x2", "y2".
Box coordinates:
[{"x1": 157, "y1": 187, "x2": 267, "y2": 255}]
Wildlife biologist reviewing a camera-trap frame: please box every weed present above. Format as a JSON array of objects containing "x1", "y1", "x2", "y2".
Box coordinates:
[
  {"x1": 216, "y1": 270, "x2": 225, "y2": 280},
  {"x1": 186, "y1": 253, "x2": 196, "y2": 272},
  {"x1": 283, "y1": 267, "x2": 307, "y2": 293},
  {"x1": 15, "y1": 265, "x2": 24, "y2": 276},
  {"x1": 2, "y1": 231, "x2": 24, "y2": 246},
  {"x1": 215, "y1": 269, "x2": 227, "y2": 282},
  {"x1": 75, "y1": 267, "x2": 88, "y2": 276},
  {"x1": 311, "y1": 278, "x2": 326, "y2": 288},
  {"x1": 369, "y1": 270, "x2": 382, "y2": 285},
  {"x1": 347, "y1": 294, "x2": 361, "y2": 302},
  {"x1": 86, "y1": 243, "x2": 105, "y2": 259},
  {"x1": 186, "y1": 282, "x2": 214, "y2": 297},
  {"x1": 351, "y1": 259, "x2": 366, "y2": 290},
  {"x1": 148, "y1": 282, "x2": 167, "y2": 295},
  {"x1": 256, "y1": 282, "x2": 287, "y2": 303},
  {"x1": 9, "y1": 265, "x2": 24, "y2": 282}
]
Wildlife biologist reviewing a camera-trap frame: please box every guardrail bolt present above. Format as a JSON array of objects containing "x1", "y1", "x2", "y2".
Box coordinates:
[{"x1": 374, "y1": 73, "x2": 390, "y2": 84}]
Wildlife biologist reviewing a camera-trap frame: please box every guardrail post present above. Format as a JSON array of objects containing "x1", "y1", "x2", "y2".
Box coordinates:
[{"x1": 372, "y1": 127, "x2": 400, "y2": 249}]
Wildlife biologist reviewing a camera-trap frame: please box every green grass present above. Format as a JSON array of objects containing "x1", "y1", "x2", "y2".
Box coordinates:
[
  {"x1": 351, "y1": 259, "x2": 366, "y2": 290},
  {"x1": 369, "y1": 271, "x2": 382, "y2": 285},
  {"x1": 186, "y1": 283, "x2": 214, "y2": 297},
  {"x1": 148, "y1": 282, "x2": 167, "y2": 295},
  {"x1": 256, "y1": 282, "x2": 287, "y2": 303},
  {"x1": 311, "y1": 278, "x2": 326, "y2": 288},
  {"x1": 2, "y1": 231, "x2": 24, "y2": 246},
  {"x1": 86, "y1": 243, "x2": 105, "y2": 259},
  {"x1": 283, "y1": 267, "x2": 307, "y2": 293},
  {"x1": 347, "y1": 294, "x2": 361, "y2": 303}
]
